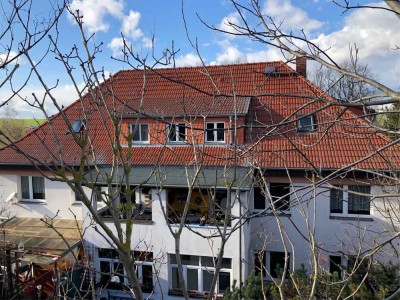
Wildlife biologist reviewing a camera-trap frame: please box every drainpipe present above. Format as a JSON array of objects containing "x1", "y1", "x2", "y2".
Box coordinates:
[{"x1": 229, "y1": 116, "x2": 233, "y2": 145}]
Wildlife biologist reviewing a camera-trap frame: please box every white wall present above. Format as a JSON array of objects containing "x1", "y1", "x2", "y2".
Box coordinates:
[
  {"x1": 83, "y1": 188, "x2": 245, "y2": 298},
  {"x1": 248, "y1": 181, "x2": 399, "y2": 278},
  {"x1": 0, "y1": 171, "x2": 83, "y2": 220}
]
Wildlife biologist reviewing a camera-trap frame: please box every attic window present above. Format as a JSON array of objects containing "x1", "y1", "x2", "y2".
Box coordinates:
[
  {"x1": 71, "y1": 119, "x2": 85, "y2": 133},
  {"x1": 296, "y1": 114, "x2": 316, "y2": 133}
]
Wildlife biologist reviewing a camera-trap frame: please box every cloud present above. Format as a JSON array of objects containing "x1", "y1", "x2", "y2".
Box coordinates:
[
  {"x1": 174, "y1": 53, "x2": 203, "y2": 67},
  {"x1": 108, "y1": 37, "x2": 125, "y2": 57},
  {"x1": 68, "y1": 0, "x2": 125, "y2": 33},
  {"x1": 121, "y1": 10, "x2": 143, "y2": 40},
  {"x1": 218, "y1": 12, "x2": 243, "y2": 39},
  {"x1": 311, "y1": 2, "x2": 400, "y2": 89},
  {"x1": 0, "y1": 51, "x2": 24, "y2": 66},
  {"x1": 263, "y1": 0, "x2": 323, "y2": 33}
]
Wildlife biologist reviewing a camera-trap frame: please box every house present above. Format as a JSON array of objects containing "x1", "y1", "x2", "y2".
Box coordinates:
[{"x1": 0, "y1": 59, "x2": 398, "y2": 299}]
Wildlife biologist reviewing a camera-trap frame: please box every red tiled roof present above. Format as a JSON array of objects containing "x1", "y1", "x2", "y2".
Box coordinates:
[
  {"x1": 122, "y1": 96, "x2": 251, "y2": 117},
  {"x1": 0, "y1": 61, "x2": 399, "y2": 171}
]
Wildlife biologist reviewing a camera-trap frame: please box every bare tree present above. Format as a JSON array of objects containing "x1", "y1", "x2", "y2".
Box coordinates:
[{"x1": 0, "y1": 1, "x2": 399, "y2": 300}]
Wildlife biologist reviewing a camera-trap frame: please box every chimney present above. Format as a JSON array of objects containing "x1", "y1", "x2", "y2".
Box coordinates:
[{"x1": 296, "y1": 52, "x2": 307, "y2": 78}]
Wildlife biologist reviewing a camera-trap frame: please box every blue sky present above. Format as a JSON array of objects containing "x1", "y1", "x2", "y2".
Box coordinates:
[{"x1": 2, "y1": 0, "x2": 399, "y2": 117}]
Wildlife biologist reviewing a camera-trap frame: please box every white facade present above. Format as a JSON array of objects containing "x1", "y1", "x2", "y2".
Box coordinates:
[
  {"x1": 0, "y1": 170, "x2": 83, "y2": 220},
  {"x1": 0, "y1": 169, "x2": 398, "y2": 299}
]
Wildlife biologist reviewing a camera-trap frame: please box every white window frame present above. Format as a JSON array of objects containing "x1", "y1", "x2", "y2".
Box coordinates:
[
  {"x1": 253, "y1": 183, "x2": 291, "y2": 212},
  {"x1": 130, "y1": 123, "x2": 149, "y2": 144},
  {"x1": 98, "y1": 249, "x2": 153, "y2": 290},
  {"x1": 205, "y1": 122, "x2": 225, "y2": 143},
  {"x1": 169, "y1": 254, "x2": 231, "y2": 295},
  {"x1": 330, "y1": 185, "x2": 371, "y2": 217},
  {"x1": 296, "y1": 114, "x2": 316, "y2": 133},
  {"x1": 167, "y1": 123, "x2": 186, "y2": 142},
  {"x1": 20, "y1": 176, "x2": 45, "y2": 202}
]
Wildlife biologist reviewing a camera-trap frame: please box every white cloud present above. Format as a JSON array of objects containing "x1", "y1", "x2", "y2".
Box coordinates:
[
  {"x1": 68, "y1": 0, "x2": 125, "y2": 33},
  {"x1": 107, "y1": 37, "x2": 125, "y2": 57},
  {"x1": 311, "y1": 2, "x2": 400, "y2": 89},
  {"x1": 218, "y1": 12, "x2": 243, "y2": 39},
  {"x1": 141, "y1": 37, "x2": 153, "y2": 50},
  {"x1": 121, "y1": 10, "x2": 143, "y2": 40},
  {"x1": 263, "y1": 0, "x2": 323, "y2": 33},
  {"x1": 0, "y1": 51, "x2": 24, "y2": 66},
  {"x1": 174, "y1": 53, "x2": 203, "y2": 67},
  {"x1": 211, "y1": 45, "x2": 246, "y2": 65}
]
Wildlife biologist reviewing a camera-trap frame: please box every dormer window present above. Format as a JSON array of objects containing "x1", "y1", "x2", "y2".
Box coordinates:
[
  {"x1": 297, "y1": 114, "x2": 316, "y2": 133},
  {"x1": 71, "y1": 119, "x2": 85, "y2": 133},
  {"x1": 206, "y1": 122, "x2": 225, "y2": 143},
  {"x1": 131, "y1": 123, "x2": 149, "y2": 143},
  {"x1": 167, "y1": 123, "x2": 186, "y2": 142}
]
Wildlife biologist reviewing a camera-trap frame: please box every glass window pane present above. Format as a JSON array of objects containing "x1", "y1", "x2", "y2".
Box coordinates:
[
  {"x1": 170, "y1": 254, "x2": 177, "y2": 264},
  {"x1": 330, "y1": 187, "x2": 343, "y2": 213},
  {"x1": 202, "y1": 256, "x2": 214, "y2": 268},
  {"x1": 178, "y1": 124, "x2": 186, "y2": 141},
  {"x1": 221, "y1": 258, "x2": 232, "y2": 269},
  {"x1": 348, "y1": 186, "x2": 370, "y2": 215},
  {"x1": 114, "y1": 262, "x2": 124, "y2": 283},
  {"x1": 168, "y1": 124, "x2": 176, "y2": 141},
  {"x1": 100, "y1": 261, "x2": 111, "y2": 285},
  {"x1": 202, "y1": 269, "x2": 214, "y2": 292},
  {"x1": 270, "y1": 251, "x2": 289, "y2": 278},
  {"x1": 141, "y1": 265, "x2": 153, "y2": 292},
  {"x1": 218, "y1": 272, "x2": 230, "y2": 293},
  {"x1": 329, "y1": 256, "x2": 342, "y2": 279},
  {"x1": 181, "y1": 255, "x2": 199, "y2": 266},
  {"x1": 32, "y1": 177, "x2": 45, "y2": 199},
  {"x1": 171, "y1": 267, "x2": 180, "y2": 289},
  {"x1": 254, "y1": 187, "x2": 266, "y2": 210},
  {"x1": 132, "y1": 124, "x2": 140, "y2": 141},
  {"x1": 187, "y1": 269, "x2": 198, "y2": 291},
  {"x1": 206, "y1": 123, "x2": 214, "y2": 141},
  {"x1": 269, "y1": 183, "x2": 290, "y2": 211},
  {"x1": 21, "y1": 176, "x2": 30, "y2": 199},
  {"x1": 216, "y1": 123, "x2": 224, "y2": 141},
  {"x1": 141, "y1": 124, "x2": 149, "y2": 142}
]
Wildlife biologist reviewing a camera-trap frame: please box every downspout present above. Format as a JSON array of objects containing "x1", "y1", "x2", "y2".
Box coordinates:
[{"x1": 229, "y1": 115, "x2": 233, "y2": 145}]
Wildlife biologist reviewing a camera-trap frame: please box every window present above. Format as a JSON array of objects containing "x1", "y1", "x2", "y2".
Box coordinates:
[
  {"x1": 71, "y1": 119, "x2": 85, "y2": 133},
  {"x1": 297, "y1": 114, "x2": 316, "y2": 133},
  {"x1": 256, "y1": 251, "x2": 290, "y2": 279},
  {"x1": 253, "y1": 183, "x2": 291, "y2": 212},
  {"x1": 329, "y1": 255, "x2": 343, "y2": 279},
  {"x1": 131, "y1": 123, "x2": 149, "y2": 143},
  {"x1": 167, "y1": 188, "x2": 229, "y2": 226},
  {"x1": 206, "y1": 122, "x2": 225, "y2": 142},
  {"x1": 167, "y1": 123, "x2": 186, "y2": 142},
  {"x1": 330, "y1": 185, "x2": 370, "y2": 215},
  {"x1": 21, "y1": 176, "x2": 45, "y2": 200},
  {"x1": 98, "y1": 248, "x2": 153, "y2": 292},
  {"x1": 169, "y1": 254, "x2": 231, "y2": 295},
  {"x1": 269, "y1": 251, "x2": 290, "y2": 278}
]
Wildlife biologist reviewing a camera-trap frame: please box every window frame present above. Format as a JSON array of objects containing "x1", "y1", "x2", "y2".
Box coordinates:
[
  {"x1": 253, "y1": 183, "x2": 291, "y2": 212},
  {"x1": 330, "y1": 185, "x2": 371, "y2": 216},
  {"x1": 296, "y1": 114, "x2": 316, "y2": 133},
  {"x1": 257, "y1": 251, "x2": 291, "y2": 279},
  {"x1": 169, "y1": 254, "x2": 232, "y2": 295},
  {"x1": 97, "y1": 248, "x2": 153, "y2": 291},
  {"x1": 130, "y1": 123, "x2": 150, "y2": 144},
  {"x1": 167, "y1": 123, "x2": 186, "y2": 143},
  {"x1": 205, "y1": 122, "x2": 225, "y2": 143},
  {"x1": 329, "y1": 255, "x2": 344, "y2": 279},
  {"x1": 20, "y1": 176, "x2": 45, "y2": 202}
]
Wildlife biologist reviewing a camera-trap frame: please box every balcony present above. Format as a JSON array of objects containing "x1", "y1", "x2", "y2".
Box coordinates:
[
  {"x1": 167, "y1": 188, "x2": 230, "y2": 227},
  {"x1": 97, "y1": 188, "x2": 152, "y2": 224}
]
